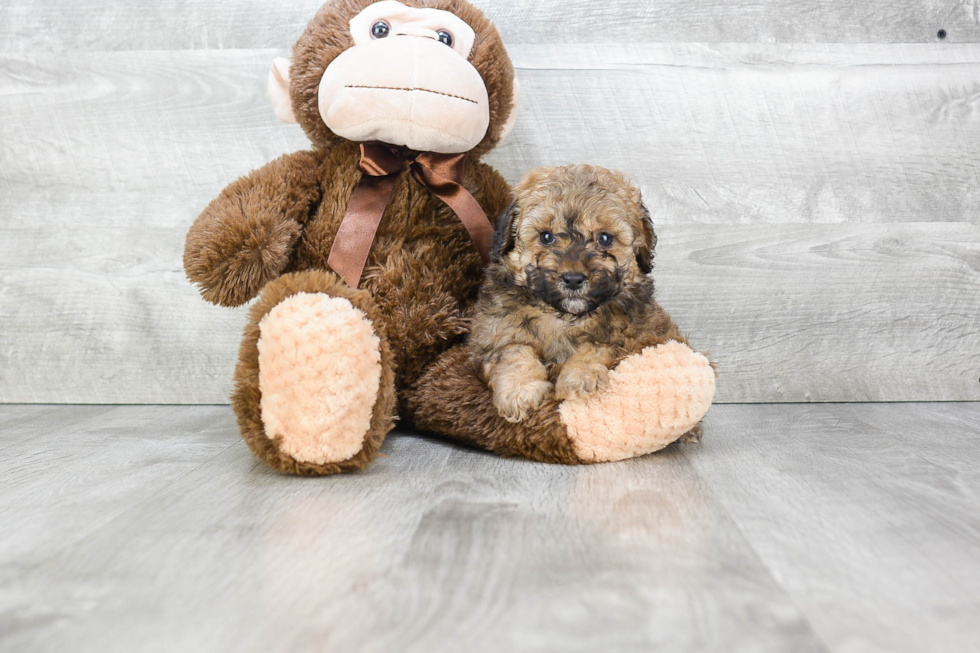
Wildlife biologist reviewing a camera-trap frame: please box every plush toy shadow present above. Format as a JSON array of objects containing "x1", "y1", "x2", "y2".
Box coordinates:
[{"x1": 183, "y1": 0, "x2": 715, "y2": 475}]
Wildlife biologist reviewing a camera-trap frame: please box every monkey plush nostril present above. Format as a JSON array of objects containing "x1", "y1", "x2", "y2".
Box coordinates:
[{"x1": 561, "y1": 272, "x2": 587, "y2": 290}]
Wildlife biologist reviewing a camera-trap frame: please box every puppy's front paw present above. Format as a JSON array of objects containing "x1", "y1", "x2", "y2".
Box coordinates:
[
  {"x1": 493, "y1": 378, "x2": 553, "y2": 423},
  {"x1": 555, "y1": 363, "x2": 609, "y2": 402}
]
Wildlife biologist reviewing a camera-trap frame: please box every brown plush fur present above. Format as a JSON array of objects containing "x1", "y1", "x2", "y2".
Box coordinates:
[
  {"x1": 184, "y1": 151, "x2": 323, "y2": 307},
  {"x1": 409, "y1": 166, "x2": 708, "y2": 462},
  {"x1": 232, "y1": 269, "x2": 397, "y2": 475},
  {"x1": 407, "y1": 346, "x2": 581, "y2": 464},
  {"x1": 184, "y1": 0, "x2": 515, "y2": 474}
]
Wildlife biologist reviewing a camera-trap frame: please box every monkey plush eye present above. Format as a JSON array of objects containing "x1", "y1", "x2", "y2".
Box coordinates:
[
  {"x1": 436, "y1": 30, "x2": 454, "y2": 47},
  {"x1": 597, "y1": 232, "x2": 615, "y2": 247},
  {"x1": 539, "y1": 231, "x2": 556, "y2": 246},
  {"x1": 371, "y1": 20, "x2": 390, "y2": 38}
]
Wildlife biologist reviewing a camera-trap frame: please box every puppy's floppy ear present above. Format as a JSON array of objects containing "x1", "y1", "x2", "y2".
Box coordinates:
[
  {"x1": 490, "y1": 202, "x2": 520, "y2": 261},
  {"x1": 635, "y1": 203, "x2": 657, "y2": 274}
]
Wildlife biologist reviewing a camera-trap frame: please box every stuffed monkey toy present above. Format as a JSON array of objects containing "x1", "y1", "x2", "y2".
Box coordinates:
[{"x1": 184, "y1": 0, "x2": 715, "y2": 475}]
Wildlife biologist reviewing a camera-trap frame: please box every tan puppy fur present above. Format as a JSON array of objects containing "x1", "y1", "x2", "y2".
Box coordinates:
[{"x1": 468, "y1": 164, "x2": 684, "y2": 423}]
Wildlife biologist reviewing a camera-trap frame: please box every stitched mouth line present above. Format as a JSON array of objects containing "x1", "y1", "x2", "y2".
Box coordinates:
[{"x1": 344, "y1": 84, "x2": 478, "y2": 105}]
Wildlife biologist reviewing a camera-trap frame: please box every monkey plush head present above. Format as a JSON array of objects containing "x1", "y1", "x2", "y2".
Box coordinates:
[{"x1": 269, "y1": 0, "x2": 518, "y2": 158}]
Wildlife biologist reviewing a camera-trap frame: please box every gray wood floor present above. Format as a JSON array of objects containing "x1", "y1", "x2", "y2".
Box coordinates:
[{"x1": 1, "y1": 403, "x2": 978, "y2": 653}]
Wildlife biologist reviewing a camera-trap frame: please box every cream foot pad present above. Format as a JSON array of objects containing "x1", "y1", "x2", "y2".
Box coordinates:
[
  {"x1": 559, "y1": 341, "x2": 716, "y2": 463},
  {"x1": 257, "y1": 293, "x2": 382, "y2": 465}
]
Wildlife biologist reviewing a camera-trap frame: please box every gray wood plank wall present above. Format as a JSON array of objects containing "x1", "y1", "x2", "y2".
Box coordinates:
[{"x1": 1, "y1": 1, "x2": 978, "y2": 403}]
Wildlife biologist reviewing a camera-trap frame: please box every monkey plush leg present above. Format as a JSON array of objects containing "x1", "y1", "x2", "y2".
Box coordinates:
[
  {"x1": 408, "y1": 341, "x2": 714, "y2": 465},
  {"x1": 407, "y1": 346, "x2": 581, "y2": 464},
  {"x1": 233, "y1": 270, "x2": 396, "y2": 475},
  {"x1": 558, "y1": 341, "x2": 715, "y2": 463}
]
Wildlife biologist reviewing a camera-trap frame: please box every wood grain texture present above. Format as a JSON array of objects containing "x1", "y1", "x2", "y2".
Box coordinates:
[
  {"x1": 2, "y1": 47, "x2": 979, "y2": 403},
  {"x1": 0, "y1": 406, "x2": 236, "y2": 585},
  {"x1": 655, "y1": 222, "x2": 980, "y2": 403},
  {"x1": 1, "y1": 0, "x2": 978, "y2": 53},
  {"x1": 0, "y1": 405, "x2": 827, "y2": 653},
  {"x1": 684, "y1": 402, "x2": 980, "y2": 653},
  {"x1": 3, "y1": 403, "x2": 979, "y2": 651},
  {"x1": 496, "y1": 44, "x2": 980, "y2": 226},
  {"x1": 5, "y1": 46, "x2": 980, "y2": 225}
]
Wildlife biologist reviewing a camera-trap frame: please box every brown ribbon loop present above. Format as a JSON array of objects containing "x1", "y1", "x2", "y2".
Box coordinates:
[
  {"x1": 327, "y1": 142, "x2": 493, "y2": 289},
  {"x1": 412, "y1": 153, "x2": 494, "y2": 266}
]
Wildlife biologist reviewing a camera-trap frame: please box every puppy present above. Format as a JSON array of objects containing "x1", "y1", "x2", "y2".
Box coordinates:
[{"x1": 467, "y1": 164, "x2": 686, "y2": 423}]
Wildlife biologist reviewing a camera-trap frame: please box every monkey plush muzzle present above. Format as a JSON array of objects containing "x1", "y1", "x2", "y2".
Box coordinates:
[{"x1": 318, "y1": 35, "x2": 491, "y2": 153}]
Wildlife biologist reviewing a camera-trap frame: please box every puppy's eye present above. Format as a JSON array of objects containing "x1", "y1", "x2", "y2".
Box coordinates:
[
  {"x1": 436, "y1": 30, "x2": 454, "y2": 47},
  {"x1": 597, "y1": 232, "x2": 615, "y2": 248},
  {"x1": 371, "y1": 20, "x2": 390, "y2": 38},
  {"x1": 539, "y1": 231, "x2": 556, "y2": 246}
]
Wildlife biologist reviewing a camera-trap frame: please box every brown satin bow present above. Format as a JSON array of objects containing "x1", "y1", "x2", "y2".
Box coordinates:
[{"x1": 327, "y1": 142, "x2": 494, "y2": 288}]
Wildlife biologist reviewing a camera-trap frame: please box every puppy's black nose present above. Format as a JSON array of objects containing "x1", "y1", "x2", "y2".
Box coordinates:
[{"x1": 560, "y1": 272, "x2": 587, "y2": 290}]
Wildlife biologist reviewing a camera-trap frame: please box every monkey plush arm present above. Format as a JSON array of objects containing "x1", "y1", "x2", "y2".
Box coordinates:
[{"x1": 184, "y1": 150, "x2": 322, "y2": 307}]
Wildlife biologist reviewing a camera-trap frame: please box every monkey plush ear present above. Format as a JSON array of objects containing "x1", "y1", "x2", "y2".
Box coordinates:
[
  {"x1": 490, "y1": 202, "x2": 520, "y2": 261},
  {"x1": 636, "y1": 203, "x2": 658, "y2": 274},
  {"x1": 268, "y1": 57, "x2": 298, "y2": 124},
  {"x1": 497, "y1": 78, "x2": 520, "y2": 142}
]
